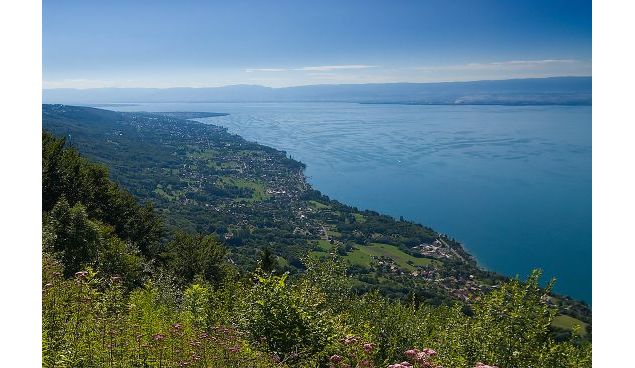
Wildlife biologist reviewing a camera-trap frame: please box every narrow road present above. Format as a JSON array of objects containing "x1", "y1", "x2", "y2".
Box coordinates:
[{"x1": 438, "y1": 238, "x2": 466, "y2": 263}]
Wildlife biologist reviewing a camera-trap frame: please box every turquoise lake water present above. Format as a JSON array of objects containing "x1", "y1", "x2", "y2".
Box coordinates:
[{"x1": 108, "y1": 102, "x2": 591, "y2": 303}]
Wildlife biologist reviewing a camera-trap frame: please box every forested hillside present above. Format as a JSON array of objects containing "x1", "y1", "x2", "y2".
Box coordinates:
[{"x1": 42, "y1": 131, "x2": 591, "y2": 367}]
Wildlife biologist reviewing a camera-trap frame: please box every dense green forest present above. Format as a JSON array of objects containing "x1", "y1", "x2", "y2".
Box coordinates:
[{"x1": 42, "y1": 105, "x2": 592, "y2": 367}]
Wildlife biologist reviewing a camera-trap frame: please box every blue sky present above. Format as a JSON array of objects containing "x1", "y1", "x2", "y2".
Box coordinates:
[{"x1": 43, "y1": 0, "x2": 591, "y2": 88}]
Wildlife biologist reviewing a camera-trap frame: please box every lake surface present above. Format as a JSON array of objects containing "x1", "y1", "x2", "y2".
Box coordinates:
[{"x1": 107, "y1": 102, "x2": 591, "y2": 303}]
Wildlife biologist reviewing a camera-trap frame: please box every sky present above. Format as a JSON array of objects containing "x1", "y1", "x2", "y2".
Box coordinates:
[{"x1": 43, "y1": 0, "x2": 592, "y2": 89}]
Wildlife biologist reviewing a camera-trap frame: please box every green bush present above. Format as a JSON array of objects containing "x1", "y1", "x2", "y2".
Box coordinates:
[
  {"x1": 43, "y1": 198, "x2": 101, "y2": 277},
  {"x1": 241, "y1": 272, "x2": 337, "y2": 365},
  {"x1": 163, "y1": 231, "x2": 231, "y2": 285}
]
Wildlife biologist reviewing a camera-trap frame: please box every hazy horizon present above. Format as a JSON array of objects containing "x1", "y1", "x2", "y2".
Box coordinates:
[
  {"x1": 42, "y1": 76, "x2": 592, "y2": 106},
  {"x1": 42, "y1": 75, "x2": 592, "y2": 91}
]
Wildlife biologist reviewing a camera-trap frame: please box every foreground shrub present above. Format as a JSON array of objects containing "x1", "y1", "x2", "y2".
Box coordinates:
[
  {"x1": 42, "y1": 252, "x2": 591, "y2": 368},
  {"x1": 42, "y1": 258, "x2": 280, "y2": 368},
  {"x1": 241, "y1": 271, "x2": 337, "y2": 365}
]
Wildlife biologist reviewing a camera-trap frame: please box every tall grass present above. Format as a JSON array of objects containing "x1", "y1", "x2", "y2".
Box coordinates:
[{"x1": 43, "y1": 255, "x2": 591, "y2": 368}]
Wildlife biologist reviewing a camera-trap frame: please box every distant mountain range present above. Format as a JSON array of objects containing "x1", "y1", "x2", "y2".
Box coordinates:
[{"x1": 43, "y1": 76, "x2": 591, "y2": 105}]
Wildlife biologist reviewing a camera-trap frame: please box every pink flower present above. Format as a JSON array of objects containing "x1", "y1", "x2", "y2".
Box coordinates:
[
  {"x1": 363, "y1": 343, "x2": 375, "y2": 353},
  {"x1": 152, "y1": 333, "x2": 165, "y2": 341},
  {"x1": 359, "y1": 359, "x2": 371, "y2": 367},
  {"x1": 475, "y1": 363, "x2": 499, "y2": 368},
  {"x1": 415, "y1": 352, "x2": 429, "y2": 363},
  {"x1": 330, "y1": 354, "x2": 343, "y2": 363},
  {"x1": 404, "y1": 349, "x2": 418, "y2": 358},
  {"x1": 422, "y1": 348, "x2": 437, "y2": 357},
  {"x1": 228, "y1": 346, "x2": 241, "y2": 353},
  {"x1": 342, "y1": 335, "x2": 359, "y2": 345}
]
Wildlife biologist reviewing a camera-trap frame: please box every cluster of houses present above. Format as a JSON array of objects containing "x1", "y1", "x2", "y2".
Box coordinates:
[{"x1": 413, "y1": 239, "x2": 454, "y2": 260}]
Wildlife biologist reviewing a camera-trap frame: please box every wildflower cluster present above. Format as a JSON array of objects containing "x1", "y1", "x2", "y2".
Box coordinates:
[
  {"x1": 388, "y1": 348, "x2": 439, "y2": 368},
  {"x1": 474, "y1": 363, "x2": 500, "y2": 368},
  {"x1": 329, "y1": 335, "x2": 375, "y2": 368}
]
